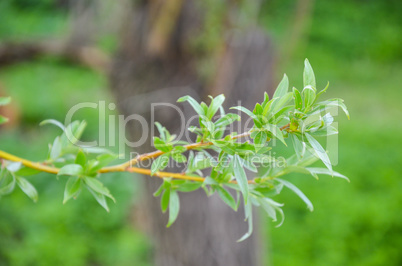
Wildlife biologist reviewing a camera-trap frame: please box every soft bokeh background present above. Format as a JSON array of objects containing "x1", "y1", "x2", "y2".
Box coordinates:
[{"x1": 0, "y1": 0, "x2": 401, "y2": 265}]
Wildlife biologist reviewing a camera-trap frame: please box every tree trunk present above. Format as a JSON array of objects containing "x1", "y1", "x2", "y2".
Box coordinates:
[{"x1": 109, "y1": 1, "x2": 274, "y2": 265}]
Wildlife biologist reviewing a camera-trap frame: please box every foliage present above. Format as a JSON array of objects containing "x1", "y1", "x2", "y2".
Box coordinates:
[{"x1": 0, "y1": 60, "x2": 349, "y2": 241}]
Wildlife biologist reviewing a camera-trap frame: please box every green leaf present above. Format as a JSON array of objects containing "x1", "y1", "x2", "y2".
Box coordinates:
[
  {"x1": 237, "y1": 200, "x2": 253, "y2": 242},
  {"x1": 258, "y1": 198, "x2": 279, "y2": 221},
  {"x1": 303, "y1": 58, "x2": 316, "y2": 89},
  {"x1": 15, "y1": 167, "x2": 41, "y2": 176},
  {"x1": 75, "y1": 150, "x2": 87, "y2": 168},
  {"x1": 271, "y1": 92, "x2": 293, "y2": 114},
  {"x1": 233, "y1": 154, "x2": 249, "y2": 204},
  {"x1": 161, "y1": 189, "x2": 170, "y2": 212},
  {"x1": 253, "y1": 103, "x2": 263, "y2": 116},
  {"x1": 306, "y1": 167, "x2": 350, "y2": 182},
  {"x1": 315, "y1": 81, "x2": 329, "y2": 102},
  {"x1": 214, "y1": 113, "x2": 240, "y2": 128},
  {"x1": 216, "y1": 186, "x2": 237, "y2": 211},
  {"x1": 6, "y1": 162, "x2": 22, "y2": 172},
  {"x1": 97, "y1": 153, "x2": 117, "y2": 167},
  {"x1": 166, "y1": 190, "x2": 180, "y2": 227},
  {"x1": 264, "y1": 124, "x2": 286, "y2": 146},
  {"x1": 207, "y1": 94, "x2": 225, "y2": 119},
  {"x1": 175, "y1": 181, "x2": 202, "y2": 192},
  {"x1": 151, "y1": 154, "x2": 170, "y2": 175},
  {"x1": 155, "y1": 122, "x2": 166, "y2": 140},
  {"x1": 84, "y1": 177, "x2": 115, "y2": 202},
  {"x1": 273, "y1": 74, "x2": 289, "y2": 99},
  {"x1": 61, "y1": 121, "x2": 87, "y2": 146},
  {"x1": 50, "y1": 136, "x2": 62, "y2": 160},
  {"x1": 260, "y1": 198, "x2": 285, "y2": 227},
  {"x1": 0, "y1": 171, "x2": 16, "y2": 195},
  {"x1": 317, "y1": 99, "x2": 350, "y2": 120},
  {"x1": 290, "y1": 134, "x2": 305, "y2": 160},
  {"x1": 302, "y1": 86, "x2": 316, "y2": 110},
  {"x1": 154, "y1": 137, "x2": 172, "y2": 152},
  {"x1": 153, "y1": 184, "x2": 164, "y2": 197},
  {"x1": 40, "y1": 119, "x2": 65, "y2": 131},
  {"x1": 230, "y1": 106, "x2": 258, "y2": 120},
  {"x1": 253, "y1": 131, "x2": 267, "y2": 151},
  {"x1": 305, "y1": 133, "x2": 332, "y2": 171},
  {"x1": 277, "y1": 178, "x2": 313, "y2": 211},
  {"x1": 58, "y1": 164, "x2": 84, "y2": 177},
  {"x1": 86, "y1": 186, "x2": 109, "y2": 212},
  {"x1": 63, "y1": 176, "x2": 82, "y2": 204},
  {"x1": 293, "y1": 87, "x2": 303, "y2": 110},
  {"x1": 177, "y1": 95, "x2": 205, "y2": 116},
  {"x1": 16, "y1": 176, "x2": 38, "y2": 202},
  {"x1": 172, "y1": 153, "x2": 187, "y2": 163},
  {"x1": 0, "y1": 97, "x2": 11, "y2": 106}
]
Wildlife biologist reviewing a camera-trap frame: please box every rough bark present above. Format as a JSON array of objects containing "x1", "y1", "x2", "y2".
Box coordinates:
[{"x1": 109, "y1": 1, "x2": 275, "y2": 266}]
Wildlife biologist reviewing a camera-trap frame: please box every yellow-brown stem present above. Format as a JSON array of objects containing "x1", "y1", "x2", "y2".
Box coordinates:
[{"x1": 0, "y1": 124, "x2": 289, "y2": 184}]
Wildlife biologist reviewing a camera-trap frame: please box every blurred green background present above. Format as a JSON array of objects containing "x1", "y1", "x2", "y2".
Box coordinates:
[{"x1": 0, "y1": 0, "x2": 401, "y2": 265}]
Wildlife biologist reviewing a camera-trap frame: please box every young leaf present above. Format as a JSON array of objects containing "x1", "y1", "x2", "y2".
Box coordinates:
[
  {"x1": 253, "y1": 131, "x2": 267, "y2": 151},
  {"x1": 6, "y1": 162, "x2": 22, "y2": 172},
  {"x1": 276, "y1": 178, "x2": 313, "y2": 211},
  {"x1": 154, "y1": 137, "x2": 172, "y2": 152},
  {"x1": 303, "y1": 58, "x2": 316, "y2": 89},
  {"x1": 58, "y1": 164, "x2": 84, "y2": 177},
  {"x1": 290, "y1": 134, "x2": 305, "y2": 159},
  {"x1": 40, "y1": 119, "x2": 65, "y2": 131},
  {"x1": 84, "y1": 177, "x2": 115, "y2": 202},
  {"x1": 155, "y1": 122, "x2": 166, "y2": 140},
  {"x1": 86, "y1": 186, "x2": 109, "y2": 212},
  {"x1": 305, "y1": 133, "x2": 332, "y2": 171},
  {"x1": 216, "y1": 186, "x2": 237, "y2": 211},
  {"x1": 16, "y1": 176, "x2": 38, "y2": 202},
  {"x1": 166, "y1": 190, "x2": 180, "y2": 227},
  {"x1": 306, "y1": 167, "x2": 350, "y2": 182},
  {"x1": 273, "y1": 74, "x2": 289, "y2": 99},
  {"x1": 237, "y1": 200, "x2": 253, "y2": 242},
  {"x1": 63, "y1": 176, "x2": 82, "y2": 204},
  {"x1": 176, "y1": 181, "x2": 202, "y2": 192},
  {"x1": 207, "y1": 94, "x2": 225, "y2": 119},
  {"x1": 151, "y1": 154, "x2": 170, "y2": 175},
  {"x1": 293, "y1": 87, "x2": 303, "y2": 110},
  {"x1": 75, "y1": 150, "x2": 87, "y2": 168},
  {"x1": 264, "y1": 124, "x2": 286, "y2": 146},
  {"x1": 161, "y1": 189, "x2": 170, "y2": 213},
  {"x1": 271, "y1": 92, "x2": 293, "y2": 114},
  {"x1": 302, "y1": 86, "x2": 316, "y2": 110},
  {"x1": 230, "y1": 106, "x2": 258, "y2": 120},
  {"x1": 0, "y1": 171, "x2": 16, "y2": 195},
  {"x1": 233, "y1": 154, "x2": 249, "y2": 204},
  {"x1": 177, "y1": 95, "x2": 205, "y2": 116},
  {"x1": 50, "y1": 136, "x2": 62, "y2": 160},
  {"x1": 15, "y1": 167, "x2": 41, "y2": 176}
]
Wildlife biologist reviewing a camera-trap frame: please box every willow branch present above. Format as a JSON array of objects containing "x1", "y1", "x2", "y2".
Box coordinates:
[
  {"x1": 0, "y1": 149, "x2": 255, "y2": 184},
  {"x1": 0, "y1": 124, "x2": 290, "y2": 184}
]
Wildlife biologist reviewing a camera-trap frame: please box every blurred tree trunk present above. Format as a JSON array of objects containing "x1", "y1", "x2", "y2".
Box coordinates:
[
  {"x1": 109, "y1": 1, "x2": 274, "y2": 266},
  {"x1": 110, "y1": 0, "x2": 273, "y2": 266}
]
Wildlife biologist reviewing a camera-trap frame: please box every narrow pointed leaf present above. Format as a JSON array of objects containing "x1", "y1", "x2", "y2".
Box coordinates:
[
  {"x1": 233, "y1": 154, "x2": 248, "y2": 204},
  {"x1": 16, "y1": 176, "x2": 38, "y2": 202},
  {"x1": 277, "y1": 178, "x2": 313, "y2": 211},
  {"x1": 166, "y1": 190, "x2": 180, "y2": 227},
  {"x1": 273, "y1": 74, "x2": 289, "y2": 99},
  {"x1": 305, "y1": 133, "x2": 332, "y2": 171}
]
